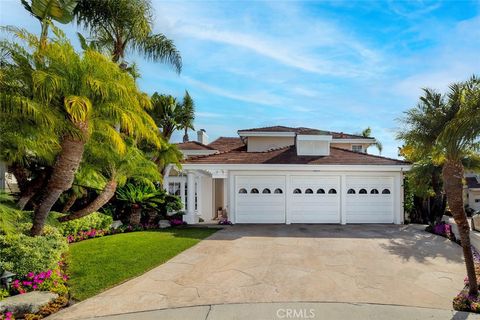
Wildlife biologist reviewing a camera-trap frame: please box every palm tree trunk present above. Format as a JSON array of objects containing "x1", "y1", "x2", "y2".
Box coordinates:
[
  {"x1": 17, "y1": 170, "x2": 49, "y2": 210},
  {"x1": 59, "y1": 180, "x2": 117, "y2": 222},
  {"x1": 443, "y1": 159, "x2": 478, "y2": 295},
  {"x1": 31, "y1": 135, "x2": 86, "y2": 236},
  {"x1": 431, "y1": 169, "x2": 445, "y2": 224},
  {"x1": 183, "y1": 128, "x2": 189, "y2": 142},
  {"x1": 61, "y1": 193, "x2": 78, "y2": 213}
]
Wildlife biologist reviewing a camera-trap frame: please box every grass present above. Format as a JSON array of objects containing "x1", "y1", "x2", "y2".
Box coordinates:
[{"x1": 67, "y1": 228, "x2": 217, "y2": 301}]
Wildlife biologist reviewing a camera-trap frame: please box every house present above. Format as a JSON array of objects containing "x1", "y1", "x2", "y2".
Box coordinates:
[
  {"x1": 165, "y1": 126, "x2": 411, "y2": 225},
  {"x1": 465, "y1": 173, "x2": 480, "y2": 212}
]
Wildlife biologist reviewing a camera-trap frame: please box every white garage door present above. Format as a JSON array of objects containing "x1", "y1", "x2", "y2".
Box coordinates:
[
  {"x1": 235, "y1": 176, "x2": 286, "y2": 223},
  {"x1": 289, "y1": 176, "x2": 341, "y2": 223},
  {"x1": 345, "y1": 176, "x2": 394, "y2": 223}
]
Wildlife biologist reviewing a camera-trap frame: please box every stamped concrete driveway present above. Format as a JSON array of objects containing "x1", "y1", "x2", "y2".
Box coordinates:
[{"x1": 52, "y1": 225, "x2": 466, "y2": 319}]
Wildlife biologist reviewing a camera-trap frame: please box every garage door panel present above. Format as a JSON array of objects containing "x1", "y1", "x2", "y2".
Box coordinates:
[
  {"x1": 346, "y1": 176, "x2": 394, "y2": 223},
  {"x1": 289, "y1": 176, "x2": 341, "y2": 223},
  {"x1": 235, "y1": 175, "x2": 286, "y2": 223}
]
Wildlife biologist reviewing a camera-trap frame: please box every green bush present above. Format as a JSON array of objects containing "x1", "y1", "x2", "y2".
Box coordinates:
[
  {"x1": 0, "y1": 224, "x2": 68, "y2": 276},
  {"x1": 58, "y1": 212, "x2": 113, "y2": 236}
]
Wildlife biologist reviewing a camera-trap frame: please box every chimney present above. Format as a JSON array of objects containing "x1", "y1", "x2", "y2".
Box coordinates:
[{"x1": 197, "y1": 129, "x2": 208, "y2": 145}]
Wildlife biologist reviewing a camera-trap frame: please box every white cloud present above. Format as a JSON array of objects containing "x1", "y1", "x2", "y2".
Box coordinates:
[{"x1": 183, "y1": 76, "x2": 287, "y2": 107}]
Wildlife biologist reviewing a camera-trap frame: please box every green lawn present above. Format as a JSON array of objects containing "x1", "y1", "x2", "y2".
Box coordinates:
[{"x1": 67, "y1": 228, "x2": 218, "y2": 301}]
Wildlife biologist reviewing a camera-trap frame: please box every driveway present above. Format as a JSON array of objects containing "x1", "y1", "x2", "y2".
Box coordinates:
[{"x1": 52, "y1": 225, "x2": 466, "y2": 319}]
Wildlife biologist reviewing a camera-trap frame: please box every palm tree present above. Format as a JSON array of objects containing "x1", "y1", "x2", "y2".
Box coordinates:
[
  {"x1": 0, "y1": 28, "x2": 159, "y2": 235},
  {"x1": 360, "y1": 127, "x2": 383, "y2": 154},
  {"x1": 398, "y1": 89, "x2": 448, "y2": 225},
  {"x1": 399, "y1": 78, "x2": 480, "y2": 295},
  {"x1": 59, "y1": 140, "x2": 160, "y2": 222},
  {"x1": 149, "y1": 93, "x2": 182, "y2": 141},
  {"x1": 180, "y1": 91, "x2": 195, "y2": 142},
  {"x1": 74, "y1": 0, "x2": 181, "y2": 72},
  {"x1": 437, "y1": 78, "x2": 480, "y2": 295},
  {"x1": 21, "y1": 0, "x2": 78, "y2": 46}
]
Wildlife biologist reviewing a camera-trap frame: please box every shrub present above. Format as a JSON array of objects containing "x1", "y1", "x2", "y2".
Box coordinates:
[
  {"x1": 0, "y1": 289, "x2": 9, "y2": 301},
  {"x1": 58, "y1": 213, "x2": 113, "y2": 236},
  {"x1": 11, "y1": 266, "x2": 68, "y2": 296},
  {"x1": 0, "y1": 224, "x2": 68, "y2": 276}
]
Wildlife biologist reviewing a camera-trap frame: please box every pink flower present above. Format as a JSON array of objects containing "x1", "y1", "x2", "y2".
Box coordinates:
[
  {"x1": 32, "y1": 284, "x2": 38, "y2": 289},
  {"x1": 27, "y1": 272, "x2": 34, "y2": 278}
]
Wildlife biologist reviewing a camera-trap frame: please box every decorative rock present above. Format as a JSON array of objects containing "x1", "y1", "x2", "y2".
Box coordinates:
[
  {"x1": 0, "y1": 291, "x2": 58, "y2": 317},
  {"x1": 111, "y1": 220, "x2": 123, "y2": 230},
  {"x1": 158, "y1": 220, "x2": 171, "y2": 229}
]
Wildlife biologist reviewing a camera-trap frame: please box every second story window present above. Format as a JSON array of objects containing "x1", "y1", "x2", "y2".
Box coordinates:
[{"x1": 352, "y1": 145, "x2": 363, "y2": 153}]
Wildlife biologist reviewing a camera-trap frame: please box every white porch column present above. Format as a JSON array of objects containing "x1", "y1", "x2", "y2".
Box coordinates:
[{"x1": 184, "y1": 170, "x2": 198, "y2": 224}]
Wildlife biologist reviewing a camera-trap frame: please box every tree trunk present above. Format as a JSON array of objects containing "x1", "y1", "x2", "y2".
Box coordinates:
[
  {"x1": 443, "y1": 159, "x2": 478, "y2": 295},
  {"x1": 129, "y1": 205, "x2": 142, "y2": 225},
  {"x1": 17, "y1": 170, "x2": 49, "y2": 210},
  {"x1": 431, "y1": 168, "x2": 445, "y2": 224},
  {"x1": 8, "y1": 163, "x2": 29, "y2": 194},
  {"x1": 59, "y1": 180, "x2": 117, "y2": 222},
  {"x1": 31, "y1": 135, "x2": 86, "y2": 236},
  {"x1": 61, "y1": 193, "x2": 78, "y2": 213},
  {"x1": 183, "y1": 128, "x2": 189, "y2": 142}
]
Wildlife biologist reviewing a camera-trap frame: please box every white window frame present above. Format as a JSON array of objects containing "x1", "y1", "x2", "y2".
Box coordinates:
[
  {"x1": 167, "y1": 176, "x2": 198, "y2": 212},
  {"x1": 352, "y1": 145, "x2": 363, "y2": 153}
]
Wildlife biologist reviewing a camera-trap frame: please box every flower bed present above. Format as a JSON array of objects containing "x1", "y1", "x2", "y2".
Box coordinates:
[
  {"x1": 426, "y1": 221, "x2": 457, "y2": 242},
  {"x1": 65, "y1": 221, "x2": 186, "y2": 244},
  {"x1": 0, "y1": 312, "x2": 14, "y2": 320},
  {"x1": 453, "y1": 247, "x2": 480, "y2": 313}
]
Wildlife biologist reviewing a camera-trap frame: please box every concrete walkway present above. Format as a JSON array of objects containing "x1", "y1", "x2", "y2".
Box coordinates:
[
  {"x1": 51, "y1": 225, "x2": 468, "y2": 319},
  {"x1": 84, "y1": 302, "x2": 480, "y2": 320}
]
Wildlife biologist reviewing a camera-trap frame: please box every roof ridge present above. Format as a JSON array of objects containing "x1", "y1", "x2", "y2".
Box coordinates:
[
  {"x1": 330, "y1": 146, "x2": 409, "y2": 164},
  {"x1": 176, "y1": 140, "x2": 216, "y2": 150}
]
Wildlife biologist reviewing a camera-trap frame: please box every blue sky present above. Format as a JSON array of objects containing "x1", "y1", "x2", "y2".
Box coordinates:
[{"x1": 1, "y1": 0, "x2": 480, "y2": 158}]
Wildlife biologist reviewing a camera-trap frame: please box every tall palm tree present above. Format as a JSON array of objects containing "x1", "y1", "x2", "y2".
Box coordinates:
[
  {"x1": 180, "y1": 91, "x2": 195, "y2": 142},
  {"x1": 436, "y1": 78, "x2": 480, "y2": 295},
  {"x1": 0, "y1": 28, "x2": 160, "y2": 235},
  {"x1": 360, "y1": 127, "x2": 383, "y2": 154},
  {"x1": 74, "y1": 0, "x2": 181, "y2": 72},
  {"x1": 399, "y1": 78, "x2": 480, "y2": 295}
]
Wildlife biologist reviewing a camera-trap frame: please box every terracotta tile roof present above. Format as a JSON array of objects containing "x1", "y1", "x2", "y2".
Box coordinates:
[
  {"x1": 208, "y1": 137, "x2": 245, "y2": 152},
  {"x1": 175, "y1": 141, "x2": 216, "y2": 151},
  {"x1": 238, "y1": 126, "x2": 374, "y2": 139},
  {"x1": 185, "y1": 145, "x2": 408, "y2": 165},
  {"x1": 466, "y1": 177, "x2": 480, "y2": 189}
]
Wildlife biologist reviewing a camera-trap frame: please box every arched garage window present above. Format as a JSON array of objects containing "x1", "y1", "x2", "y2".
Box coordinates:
[
  {"x1": 359, "y1": 189, "x2": 367, "y2": 194},
  {"x1": 305, "y1": 188, "x2": 313, "y2": 194},
  {"x1": 347, "y1": 189, "x2": 356, "y2": 194},
  {"x1": 370, "y1": 189, "x2": 379, "y2": 194},
  {"x1": 251, "y1": 188, "x2": 259, "y2": 194},
  {"x1": 328, "y1": 188, "x2": 337, "y2": 194},
  {"x1": 239, "y1": 188, "x2": 247, "y2": 194},
  {"x1": 293, "y1": 188, "x2": 302, "y2": 194},
  {"x1": 262, "y1": 188, "x2": 271, "y2": 194},
  {"x1": 317, "y1": 188, "x2": 325, "y2": 194},
  {"x1": 274, "y1": 188, "x2": 283, "y2": 194},
  {"x1": 382, "y1": 189, "x2": 391, "y2": 194}
]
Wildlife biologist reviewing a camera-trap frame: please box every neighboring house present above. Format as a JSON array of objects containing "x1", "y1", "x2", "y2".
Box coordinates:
[
  {"x1": 166, "y1": 125, "x2": 411, "y2": 225},
  {"x1": 465, "y1": 173, "x2": 480, "y2": 212}
]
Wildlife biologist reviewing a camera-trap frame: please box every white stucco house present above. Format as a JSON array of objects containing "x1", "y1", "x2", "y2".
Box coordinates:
[
  {"x1": 465, "y1": 174, "x2": 480, "y2": 212},
  {"x1": 164, "y1": 126, "x2": 411, "y2": 225}
]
